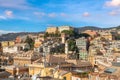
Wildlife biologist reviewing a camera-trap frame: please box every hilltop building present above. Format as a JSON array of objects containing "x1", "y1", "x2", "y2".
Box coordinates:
[
  {"x1": 58, "y1": 26, "x2": 74, "y2": 33},
  {"x1": 46, "y1": 27, "x2": 58, "y2": 34}
]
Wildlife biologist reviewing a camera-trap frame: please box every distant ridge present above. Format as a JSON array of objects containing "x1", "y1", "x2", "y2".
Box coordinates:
[
  {"x1": 0, "y1": 25, "x2": 119, "y2": 41},
  {"x1": 77, "y1": 26, "x2": 114, "y2": 32},
  {"x1": 0, "y1": 32, "x2": 44, "y2": 41}
]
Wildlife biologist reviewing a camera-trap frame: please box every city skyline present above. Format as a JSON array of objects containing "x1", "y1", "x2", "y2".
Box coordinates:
[{"x1": 0, "y1": 0, "x2": 120, "y2": 33}]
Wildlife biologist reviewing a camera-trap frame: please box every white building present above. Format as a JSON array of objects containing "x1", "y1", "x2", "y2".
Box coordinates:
[
  {"x1": 65, "y1": 41, "x2": 68, "y2": 54},
  {"x1": 3, "y1": 43, "x2": 30, "y2": 53},
  {"x1": 58, "y1": 26, "x2": 74, "y2": 33},
  {"x1": 3, "y1": 46, "x2": 18, "y2": 53}
]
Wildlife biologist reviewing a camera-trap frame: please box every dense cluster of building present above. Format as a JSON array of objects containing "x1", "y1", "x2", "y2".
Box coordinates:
[{"x1": 0, "y1": 26, "x2": 120, "y2": 80}]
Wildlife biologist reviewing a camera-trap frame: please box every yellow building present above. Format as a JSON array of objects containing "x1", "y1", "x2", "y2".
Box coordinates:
[
  {"x1": 1, "y1": 41, "x2": 15, "y2": 47},
  {"x1": 46, "y1": 27, "x2": 58, "y2": 34},
  {"x1": 5, "y1": 66, "x2": 28, "y2": 76},
  {"x1": 34, "y1": 38, "x2": 42, "y2": 48},
  {"x1": 1, "y1": 41, "x2": 9, "y2": 47},
  {"x1": 54, "y1": 70, "x2": 72, "y2": 80},
  {"x1": 8, "y1": 41, "x2": 15, "y2": 46},
  {"x1": 28, "y1": 58, "x2": 54, "y2": 76},
  {"x1": 28, "y1": 64, "x2": 44, "y2": 76},
  {"x1": 87, "y1": 46, "x2": 96, "y2": 66},
  {"x1": 13, "y1": 51, "x2": 40, "y2": 66},
  {"x1": 14, "y1": 57, "x2": 33, "y2": 66},
  {"x1": 29, "y1": 64, "x2": 54, "y2": 76},
  {"x1": 99, "y1": 31, "x2": 113, "y2": 40}
]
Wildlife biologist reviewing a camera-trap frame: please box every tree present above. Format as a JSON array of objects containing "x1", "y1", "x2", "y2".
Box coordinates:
[
  {"x1": 67, "y1": 39, "x2": 76, "y2": 51},
  {"x1": 61, "y1": 30, "x2": 74, "y2": 37},
  {"x1": 117, "y1": 25, "x2": 120, "y2": 29},
  {"x1": 25, "y1": 36, "x2": 34, "y2": 50},
  {"x1": 44, "y1": 32, "x2": 61, "y2": 38}
]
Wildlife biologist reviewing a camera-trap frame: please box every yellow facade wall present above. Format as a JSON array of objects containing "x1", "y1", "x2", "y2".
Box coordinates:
[
  {"x1": 1, "y1": 41, "x2": 15, "y2": 47},
  {"x1": 61, "y1": 72, "x2": 72, "y2": 80},
  {"x1": 1, "y1": 41, "x2": 9, "y2": 47},
  {"x1": 46, "y1": 27, "x2": 58, "y2": 34},
  {"x1": 8, "y1": 41, "x2": 15, "y2": 46}
]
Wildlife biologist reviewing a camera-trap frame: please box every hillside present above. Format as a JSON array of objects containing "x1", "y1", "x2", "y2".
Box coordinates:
[
  {"x1": 77, "y1": 26, "x2": 114, "y2": 32},
  {"x1": 0, "y1": 32, "x2": 44, "y2": 41}
]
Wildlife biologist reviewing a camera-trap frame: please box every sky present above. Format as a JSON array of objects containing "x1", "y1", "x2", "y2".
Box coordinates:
[{"x1": 0, "y1": 0, "x2": 120, "y2": 33}]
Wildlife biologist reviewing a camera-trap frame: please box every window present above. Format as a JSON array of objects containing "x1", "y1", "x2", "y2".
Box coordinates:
[{"x1": 63, "y1": 77, "x2": 66, "y2": 80}]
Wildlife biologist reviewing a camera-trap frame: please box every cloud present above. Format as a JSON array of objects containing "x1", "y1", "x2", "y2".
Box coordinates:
[
  {"x1": 48, "y1": 13, "x2": 57, "y2": 18},
  {"x1": 109, "y1": 9, "x2": 120, "y2": 16},
  {"x1": 60, "y1": 13, "x2": 67, "y2": 17},
  {"x1": 83, "y1": 12, "x2": 90, "y2": 17},
  {"x1": 105, "y1": 0, "x2": 120, "y2": 7},
  {"x1": 0, "y1": 10, "x2": 30, "y2": 21},
  {"x1": 0, "y1": 0, "x2": 33, "y2": 10},
  {"x1": 0, "y1": 10, "x2": 14, "y2": 20},
  {"x1": 109, "y1": 11, "x2": 118, "y2": 15},
  {"x1": 34, "y1": 12, "x2": 46, "y2": 17},
  {"x1": 5, "y1": 10, "x2": 13, "y2": 18},
  {"x1": 0, "y1": 16, "x2": 7, "y2": 20}
]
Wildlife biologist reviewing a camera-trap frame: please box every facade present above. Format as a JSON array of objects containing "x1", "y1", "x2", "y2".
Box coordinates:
[
  {"x1": 15, "y1": 35, "x2": 28, "y2": 43},
  {"x1": 65, "y1": 41, "x2": 68, "y2": 54},
  {"x1": 15, "y1": 36, "x2": 22, "y2": 43},
  {"x1": 61, "y1": 33, "x2": 66, "y2": 44},
  {"x1": 28, "y1": 58, "x2": 44, "y2": 76},
  {"x1": 15, "y1": 43, "x2": 30, "y2": 51},
  {"x1": 99, "y1": 31, "x2": 113, "y2": 40},
  {"x1": 1, "y1": 41, "x2": 30, "y2": 53},
  {"x1": 13, "y1": 51, "x2": 40, "y2": 66},
  {"x1": 46, "y1": 27, "x2": 58, "y2": 34},
  {"x1": 34, "y1": 38, "x2": 42, "y2": 52},
  {"x1": 54, "y1": 70, "x2": 72, "y2": 80},
  {"x1": 58, "y1": 26, "x2": 74, "y2": 33},
  {"x1": 3, "y1": 46, "x2": 18, "y2": 53},
  {"x1": 5, "y1": 66, "x2": 28, "y2": 76},
  {"x1": 1, "y1": 41, "x2": 15, "y2": 47},
  {"x1": 39, "y1": 40, "x2": 64, "y2": 54},
  {"x1": 1, "y1": 41, "x2": 17, "y2": 53},
  {"x1": 76, "y1": 37, "x2": 87, "y2": 60}
]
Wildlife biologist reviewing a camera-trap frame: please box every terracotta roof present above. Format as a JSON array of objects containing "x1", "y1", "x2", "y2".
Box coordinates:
[
  {"x1": 46, "y1": 55, "x2": 65, "y2": 64},
  {"x1": 91, "y1": 72, "x2": 99, "y2": 76},
  {"x1": 33, "y1": 58, "x2": 43, "y2": 63},
  {"x1": 99, "y1": 73, "x2": 108, "y2": 77},
  {"x1": 75, "y1": 61, "x2": 92, "y2": 67}
]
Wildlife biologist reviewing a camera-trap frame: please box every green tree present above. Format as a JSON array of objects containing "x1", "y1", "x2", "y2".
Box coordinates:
[
  {"x1": 68, "y1": 39, "x2": 76, "y2": 51},
  {"x1": 61, "y1": 30, "x2": 74, "y2": 36},
  {"x1": 25, "y1": 36, "x2": 34, "y2": 50},
  {"x1": 44, "y1": 32, "x2": 61, "y2": 38}
]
